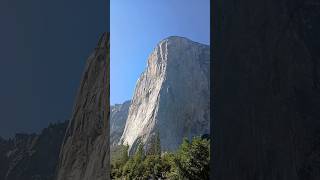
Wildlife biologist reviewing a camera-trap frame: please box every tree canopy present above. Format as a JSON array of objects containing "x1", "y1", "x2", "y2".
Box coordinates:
[{"x1": 111, "y1": 135, "x2": 210, "y2": 180}]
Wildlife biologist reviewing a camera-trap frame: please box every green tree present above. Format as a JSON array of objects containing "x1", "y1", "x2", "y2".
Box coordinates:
[
  {"x1": 147, "y1": 131, "x2": 161, "y2": 156},
  {"x1": 155, "y1": 131, "x2": 161, "y2": 156},
  {"x1": 142, "y1": 155, "x2": 162, "y2": 179},
  {"x1": 121, "y1": 142, "x2": 146, "y2": 179},
  {"x1": 174, "y1": 137, "x2": 210, "y2": 180},
  {"x1": 162, "y1": 152, "x2": 180, "y2": 180},
  {"x1": 121, "y1": 144, "x2": 129, "y2": 164},
  {"x1": 110, "y1": 136, "x2": 210, "y2": 180},
  {"x1": 110, "y1": 144, "x2": 129, "y2": 179},
  {"x1": 134, "y1": 142, "x2": 145, "y2": 162}
]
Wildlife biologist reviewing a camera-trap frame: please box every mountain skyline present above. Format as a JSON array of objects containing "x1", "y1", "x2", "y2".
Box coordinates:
[
  {"x1": 109, "y1": 36, "x2": 210, "y2": 153},
  {"x1": 110, "y1": 0, "x2": 210, "y2": 105}
]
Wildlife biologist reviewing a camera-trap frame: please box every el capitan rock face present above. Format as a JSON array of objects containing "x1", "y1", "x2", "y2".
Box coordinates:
[
  {"x1": 214, "y1": 0, "x2": 320, "y2": 179},
  {"x1": 120, "y1": 36, "x2": 210, "y2": 152},
  {"x1": 110, "y1": 100, "x2": 130, "y2": 147},
  {"x1": 56, "y1": 33, "x2": 109, "y2": 180}
]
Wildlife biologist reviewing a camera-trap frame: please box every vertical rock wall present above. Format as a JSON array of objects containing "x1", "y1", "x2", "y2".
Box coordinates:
[
  {"x1": 56, "y1": 33, "x2": 110, "y2": 180},
  {"x1": 120, "y1": 36, "x2": 210, "y2": 153},
  {"x1": 110, "y1": 100, "x2": 130, "y2": 147}
]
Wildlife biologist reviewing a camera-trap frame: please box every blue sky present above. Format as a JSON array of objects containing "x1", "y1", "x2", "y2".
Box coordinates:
[{"x1": 111, "y1": 0, "x2": 210, "y2": 104}]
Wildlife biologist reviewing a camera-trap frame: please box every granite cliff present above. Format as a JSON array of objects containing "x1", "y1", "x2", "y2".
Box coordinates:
[
  {"x1": 56, "y1": 33, "x2": 109, "y2": 180},
  {"x1": 110, "y1": 100, "x2": 130, "y2": 147},
  {"x1": 120, "y1": 36, "x2": 210, "y2": 153}
]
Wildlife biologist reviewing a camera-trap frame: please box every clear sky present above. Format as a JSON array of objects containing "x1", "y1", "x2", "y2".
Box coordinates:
[
  {"x1": 110, "y1": 0, "x2": 210, "y2": 105},
  {"x1": 0, "y1": 0, "x2": 107, "y2": 138}
]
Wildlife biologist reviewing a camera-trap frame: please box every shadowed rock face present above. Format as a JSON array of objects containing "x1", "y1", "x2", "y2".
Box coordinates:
[
  {"x1": 120, "y1": 36, "x2": 210, "y2": 153},
  {"x1": 214, "y1": 0, "x2": 320, "y2": 179},
  {"x1": 0, "y1": 137, "x2": 11, "y2": 179},
  {"x1": 0, "y1": 121, "x2": 67, "y2": 180},
  {"x1": 56, "y1": 33, "x2": 109, "y2": 180},
  {"x1": 110, "y1": 100, "x2": 130, "y2": 147}
]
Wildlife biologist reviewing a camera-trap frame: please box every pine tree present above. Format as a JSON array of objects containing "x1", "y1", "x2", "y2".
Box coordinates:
[
  {"x1": 134, "y1": 142, "x2": 145, "y2": 162},
  {"x1": 155, "y1": 131, "x2": 161, "y2": 156},
  {"x1": 121, "y1": 144, "x2": 129, "y2": 164},
  {"x1": 147, "y1": 131, "x2": 161, "y2": 156}
]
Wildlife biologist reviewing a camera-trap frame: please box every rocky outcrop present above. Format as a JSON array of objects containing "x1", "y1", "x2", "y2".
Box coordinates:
[
  {"x1": 214, "y1": 0, "x2": 320, "y2": 179},
  {"x1": 0, "y1": 121, "x2": 67, "y2": 180},
  {"x1": 56, "y1": 33, "x2": 109, "y2": 180},
  {"x1": 120, "y1": 36, "x2": 210, "y2": 153},
  {"x1": 110, "y1": 100, "x2": 130, "y2": 147}
]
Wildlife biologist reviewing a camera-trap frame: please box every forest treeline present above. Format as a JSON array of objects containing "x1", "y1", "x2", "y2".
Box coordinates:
[{"x1": 111, "y1": 135, "x2": 210, "y2": 180}]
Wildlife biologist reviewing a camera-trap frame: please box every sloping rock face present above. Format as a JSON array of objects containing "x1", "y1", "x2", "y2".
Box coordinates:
[
  {"x1": 110, "y1": 100, "x2": 130, "y2": 147},
  {"x1": 214, "y1": 0, "x2": 320, "y2": 179},
  {"x1": 56, "y1": 33, "x2": 109, "y2": 180},
  {"x1": 120, "y1": 36, "x2": 210, "y2": 152},
  {"x1": 0, "y1": 121, "x2": 67, "y2": 180}
]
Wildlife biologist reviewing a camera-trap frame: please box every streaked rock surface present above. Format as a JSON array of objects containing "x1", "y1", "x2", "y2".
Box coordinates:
[
  {"x1": 120, "y1": 36, "x2": 210, "y2": 152},
  {"x1": 110, "y1": 100, "x2": 130, "y2": 147},
  {"x1": 56, "y1": 33, "x2": 109, "y2": 180}
]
